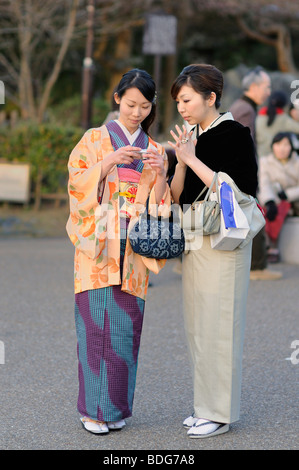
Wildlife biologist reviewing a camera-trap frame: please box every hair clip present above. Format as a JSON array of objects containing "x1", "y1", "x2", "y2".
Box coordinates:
[{"x1": 152, "y1": 91, "x2": 157, "y2": 104}]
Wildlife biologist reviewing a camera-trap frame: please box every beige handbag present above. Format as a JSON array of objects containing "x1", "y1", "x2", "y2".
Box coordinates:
[{"x1": 182, "y1": 172, "x2": 220, "y2": 235}]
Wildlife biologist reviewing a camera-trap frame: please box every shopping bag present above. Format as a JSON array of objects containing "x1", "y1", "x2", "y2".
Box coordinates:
[{"x1": 210, "y1": 181, "x2": 250, "y2": 250}]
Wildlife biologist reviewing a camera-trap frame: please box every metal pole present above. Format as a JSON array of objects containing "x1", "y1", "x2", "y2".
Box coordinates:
[{"x1": 81, "y1": 0, "x2": 95, "y2": 129}]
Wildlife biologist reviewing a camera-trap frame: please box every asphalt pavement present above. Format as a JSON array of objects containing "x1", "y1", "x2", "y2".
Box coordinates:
[{"x1": 0, "y1": 237, "x2": 298, "y2": 452}]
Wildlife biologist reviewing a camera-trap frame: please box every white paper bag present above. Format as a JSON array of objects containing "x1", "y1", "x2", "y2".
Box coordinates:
[{"x1": 210, "y1": 182, "x2": 250, "y2": 250}]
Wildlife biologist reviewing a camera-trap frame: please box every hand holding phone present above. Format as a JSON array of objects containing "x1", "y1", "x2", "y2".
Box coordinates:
[{"x1": 134, "y1": 149, "x2": 149, "y2": 160}]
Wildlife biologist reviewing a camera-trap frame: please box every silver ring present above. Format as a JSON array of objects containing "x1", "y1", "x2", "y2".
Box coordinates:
[{"x1": 181, "y1": 138, "x2": 189, "y2": 144}]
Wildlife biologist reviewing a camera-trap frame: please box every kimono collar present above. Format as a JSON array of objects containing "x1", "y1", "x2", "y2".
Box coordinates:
[
  {"x1": 106, "y1": 120, "x2": 148, "y2": 150},
  {"x1": 114, "y1": 120, "x2": 141, "y2": 145},
  {"x1": 105, "y1": 120, "x2": 149, "y2": 171},
  {"x1": 198, "y1": 112, "x2": 234, "y2": 135}
]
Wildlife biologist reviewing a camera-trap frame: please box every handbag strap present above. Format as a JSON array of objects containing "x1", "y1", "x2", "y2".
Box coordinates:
[
  {"x1": 143, "y1": 196, "x2": 180, "y2": 222},
  {"x1": 192, "y1": 172, "x2": 219, "y2": 205}
]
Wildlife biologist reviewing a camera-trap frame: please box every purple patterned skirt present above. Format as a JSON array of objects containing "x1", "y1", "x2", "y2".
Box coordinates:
[{"x1": 74, "y1": 237, "x2": 145, "y2": 422}]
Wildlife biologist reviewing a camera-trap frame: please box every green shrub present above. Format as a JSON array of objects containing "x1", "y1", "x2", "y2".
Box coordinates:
[
  {"x1": 47, "y1": 94, "x2": 110, "y2": 128},
  {"x1": 0, "y1": 122, "x2": 83, "y2": 195}
]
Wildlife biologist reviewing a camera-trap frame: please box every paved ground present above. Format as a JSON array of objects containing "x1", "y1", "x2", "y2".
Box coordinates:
[{"x1": 0, "y1": 236, "x2": 298, "y2": 452}]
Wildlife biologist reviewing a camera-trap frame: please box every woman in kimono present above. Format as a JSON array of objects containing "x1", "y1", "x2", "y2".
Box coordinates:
[
  {"x1": 67, "y1": 69, "x2": 170, "y2": 434},
  {"x1": 168, "y1": 64, "x2": 258, "y2": 438}
]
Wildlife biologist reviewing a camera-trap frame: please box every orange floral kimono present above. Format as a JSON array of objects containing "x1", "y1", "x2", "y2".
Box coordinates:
[{"x1": 66, "y1": 124, "x2": 170, "y2": 301}]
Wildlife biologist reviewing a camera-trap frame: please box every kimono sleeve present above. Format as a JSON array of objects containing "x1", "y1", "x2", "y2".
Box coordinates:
[{"x1": 66, "y1": 129, "x2": 104, "y2": 259}]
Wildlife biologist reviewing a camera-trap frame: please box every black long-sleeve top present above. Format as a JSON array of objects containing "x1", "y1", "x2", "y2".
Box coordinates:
[{"x1": 179, "y1": 120, "x2": 258, "y2": 209}]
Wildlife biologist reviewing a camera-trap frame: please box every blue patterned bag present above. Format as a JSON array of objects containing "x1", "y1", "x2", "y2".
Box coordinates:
[{"x1": 129, "y1": 203, "x2": 185, "y2": 259}]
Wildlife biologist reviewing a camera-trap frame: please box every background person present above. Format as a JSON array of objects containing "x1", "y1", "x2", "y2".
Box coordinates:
[
  {"x1": 288, "y1": 100, "x2": 299, "y2": 155},
  {"x1": 230, "y1": 66, "x2": 282, "y2": 281},
  {"x1": 289, "y1": 100, "x2": 299, "y2": 123},
  {"x1": 258, "y1": 132, "x2": 299, "y2": 262},
  {"x1": 230, "y1": 66, "x2": 271, "y2": 147},
  {"x1": 256, "y1": 90, "x2": 299, "y2": 158}
]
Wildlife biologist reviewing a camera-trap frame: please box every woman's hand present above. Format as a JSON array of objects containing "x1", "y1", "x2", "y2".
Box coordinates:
[
  {"x1": 142, "y1": 148, "x2": 167, "y2": 204},
  {"x1": 265, "y1": 200, "x2": 278, "y2": 221},
  {"x1": 168, "y1": 125, "x2": 196, "y2": 167},
  {"x1": 109, "y1": 145, "x2": 142, "y2": 166},
  {"x1": 142, "y1": 149, "x2": 167, "y2": 178},
  {"x1": 100, "y1": 146, "x2": 141, "y2": 181},
  {"x1": 169, "y1": 124, "x2": 215, "y2": 192}
]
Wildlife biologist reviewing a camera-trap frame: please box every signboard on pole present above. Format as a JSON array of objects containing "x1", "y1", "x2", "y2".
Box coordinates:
[{"x1": 142, "y1": 14, "x2": 177, "y2": 56}]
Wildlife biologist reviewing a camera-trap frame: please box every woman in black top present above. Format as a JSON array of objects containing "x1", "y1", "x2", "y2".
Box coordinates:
[{"x1": 169, "y1": 64, "x2": 258, "y2": 439}]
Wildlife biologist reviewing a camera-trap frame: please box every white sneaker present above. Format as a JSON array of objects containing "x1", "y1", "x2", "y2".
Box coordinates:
[
  {"x1": 183, "y1": 414, "x2": 199, "y2": 429},
  {"x1": 187, "y1": 419, "x2": 229, "y2": 438},
  {"x1": 107, "y1": 419, "x2": 126, "y2": 430},
  {"x1": 80, "y1": 417, "x2": 109, "y2": 434}
]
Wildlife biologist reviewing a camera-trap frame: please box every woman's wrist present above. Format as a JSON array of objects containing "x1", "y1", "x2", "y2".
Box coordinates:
[
  {"x1": 176, "y1": 162, "x2": 187, "y2": 170},
  {"x1": 156, "y1": 169, "x2": 167, "y2": 180},
  {"x1": 100, "y1": 152, "x2": 116, "y2": 181},
  {"x1": 105, "y1": 152, "x2": 117, "y2": 167}
]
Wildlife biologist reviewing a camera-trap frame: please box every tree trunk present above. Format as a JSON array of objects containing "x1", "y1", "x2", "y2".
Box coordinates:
[
  {"x1": 81, "y1": 0, "x2": 95, "y2": 129},
  {"x1": 162, "y1": 54, "x2": 177, "y2": 135},
  {"x1": 105, "y1": 29, "x2": 133, "y2": 102},
  {"x1": 18, "y1": 3, "x2": 36, "y2": 120},
  {"x1": 274, "y1": 26, "x2": 296, "y2": 74}
]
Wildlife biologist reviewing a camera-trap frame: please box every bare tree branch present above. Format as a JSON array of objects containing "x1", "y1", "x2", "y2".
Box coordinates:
[
  {"x1": 37, "y1": 0, "x2": 79, "y2": 122},
  {"x1": 0, "y1": 0, "x2": 80, "y2": 120},
  {"x1": 0, "y1": 52, "x2": 19, "y2": 81},
  {"x1": 236, "y1": 15, "x2": 276, "y2": 47}
]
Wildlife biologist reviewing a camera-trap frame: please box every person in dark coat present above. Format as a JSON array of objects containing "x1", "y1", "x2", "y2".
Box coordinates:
[{"x1": 230, "y1": 66, "x2": 282, "y2": 280}]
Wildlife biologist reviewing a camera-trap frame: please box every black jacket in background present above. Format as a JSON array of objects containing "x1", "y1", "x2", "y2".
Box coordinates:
[{"x1": 179, "y1": 120, "x2": 258, "y2": 209}]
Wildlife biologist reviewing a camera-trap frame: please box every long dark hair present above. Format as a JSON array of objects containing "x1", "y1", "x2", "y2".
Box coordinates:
[
  {"x1": 115, "y1": 69, "x2": 157, "y2": 135},
  {"x1": 271, "y1": 131, "x2": 294, "y2": 159},
  {"x1": 171, "y1": 64, "x2": 223, "y2": 109},
  {"x1": 266, "y1": 90, "x2": 287, "y2": 126}
]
